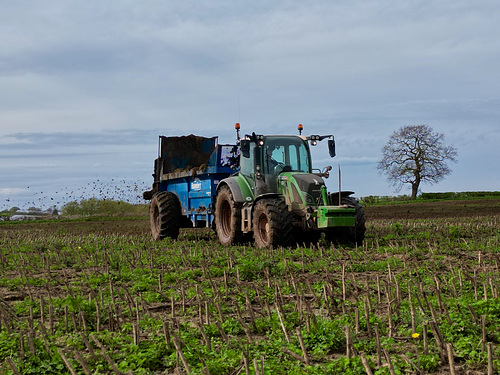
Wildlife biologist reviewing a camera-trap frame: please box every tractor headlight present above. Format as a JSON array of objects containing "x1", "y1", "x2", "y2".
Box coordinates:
[{"x1": 310, "y1": 135, "x2": 320, "y2": 146}]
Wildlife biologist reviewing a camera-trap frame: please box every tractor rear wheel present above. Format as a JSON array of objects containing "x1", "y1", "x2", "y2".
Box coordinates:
[
  {"x1": 253, "y1": 198, "x2": 294, "y2": 248},
  {"x1": 150, "y1": 192, "x2": 181, "y2": 240},
  {"x1": 215, "y1": 185, "x2": 243, "y2": 246},
  {"x1": 325, "y1": 196, "x2": 366, "y2": 246}
]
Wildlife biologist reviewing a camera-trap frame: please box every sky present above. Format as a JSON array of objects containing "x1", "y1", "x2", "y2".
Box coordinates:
[{"x1": 1, "y1": 1, "x2": 499, "y2": 210}]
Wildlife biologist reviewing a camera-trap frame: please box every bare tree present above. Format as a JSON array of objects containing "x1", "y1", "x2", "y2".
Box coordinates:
[{"x1": 377, "y1": 125, "x2": 457, "y2": 199}]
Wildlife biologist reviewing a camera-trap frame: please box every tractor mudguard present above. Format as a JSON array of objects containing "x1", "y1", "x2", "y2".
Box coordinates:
[
  {"x1": 217, "y1": 175, "x2": 253, "y2": 203},
  {"x1": 328, "y1": 190, "x2": 355, "y2": 205},
  {"x1": 252, "y1": 193, "x2": 282, "y2": 207},
  {"x1": 328, "y1": 190, "x2": 354, "y2": 198}
]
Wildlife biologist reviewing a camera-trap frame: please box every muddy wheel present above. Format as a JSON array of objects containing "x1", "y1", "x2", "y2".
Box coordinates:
[
  {"x1": 150, "y1": 192, "x2": 181, "y2": 240},
  {"x1": 253, "y1": 198, "x2": 293, "y2": 248},
  {"x1": 215, "y1": 185, "x2": 243, "y2": 246},
  {"x1": 325, "y1": 196, "x2": 366, "y2": 246}
]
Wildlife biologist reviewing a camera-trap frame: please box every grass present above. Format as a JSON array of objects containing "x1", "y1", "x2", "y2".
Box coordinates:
[
  {"x1": 360, "y1": 191, "x2": 500, "y2": 205},
  {"x1": 0, "y1": 200, "x2": 499, "y2": 374}
]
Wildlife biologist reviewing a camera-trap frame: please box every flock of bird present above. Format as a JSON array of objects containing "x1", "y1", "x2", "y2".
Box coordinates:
[{"x1": 1, "y1": 178, "x2": 150, "y2": 211}]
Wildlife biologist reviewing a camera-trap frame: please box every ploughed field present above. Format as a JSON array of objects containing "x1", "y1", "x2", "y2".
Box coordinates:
[
  {"x1": 0, "y1": 199, "x2": 499, "y2": 374},
  {"x1": 364, "y1": 198, "x2": 500, "y2": 220}
]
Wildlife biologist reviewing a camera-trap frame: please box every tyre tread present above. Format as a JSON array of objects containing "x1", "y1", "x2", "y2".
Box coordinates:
[
  {"x1": 253, "y1": 197, "x2": 294, "y2": 248},
  {"x1": 150, "y1": 191, "x2": 181, "y2": 240}
]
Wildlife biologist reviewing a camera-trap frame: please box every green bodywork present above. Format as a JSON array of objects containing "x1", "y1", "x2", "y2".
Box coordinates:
[
  {"x1": 277, "y1": 173, "x2": 356, "y2": 229},
  {"x1": 230, "y1": 174, "x2": 254, "y2": 202},
  {"x1": 224, "y1": 170, "x2": 356, "y2": 230},
  {"x1": 316, "y1": 185, "x2": 355, "y2": 228},
  {"x1": 316, "y1": 206, "x2": 356, "y2": 228},
  {"x1": 220, "y1": 134, "x2": 356, "y2": 231},
  {"x1": 276, "y1": 172, "x2": 307, "y2": 210}
]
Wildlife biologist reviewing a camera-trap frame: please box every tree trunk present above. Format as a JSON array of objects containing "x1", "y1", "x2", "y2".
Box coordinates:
[{"x1": 411, "y1": 182, "x2": 419, "y2": 200}]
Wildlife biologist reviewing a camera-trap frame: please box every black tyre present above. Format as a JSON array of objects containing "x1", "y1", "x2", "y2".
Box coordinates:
[
  {"x1": 215, "y1": 185, "x2": 243, "y2": 246},
  {"x1": 150, "y1": 192, "x2": 182, "y2": 240},
  {"x1": 325, "y1": 196, "x2": 366, "y2": 246},
  {"x1": 253, "y1": 198, "x2": 294, "y2": 248}
]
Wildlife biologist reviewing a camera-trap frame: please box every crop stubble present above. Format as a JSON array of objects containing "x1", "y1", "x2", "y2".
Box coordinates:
[{"x1": 0, "y1": 199, "x2": 499, "y2": 374}]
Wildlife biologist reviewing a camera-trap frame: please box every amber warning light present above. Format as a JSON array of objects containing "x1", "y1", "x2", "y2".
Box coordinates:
[
  {"x1": 235, "y1": 122, "x2": 241, "y2": 142},
  {"x1": 298, "y1": 124, "x2": 303, "y2": 135}
]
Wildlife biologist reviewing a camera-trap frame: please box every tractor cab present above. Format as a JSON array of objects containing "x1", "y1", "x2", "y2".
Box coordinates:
[
  {"x1": 240, "y1": 135, "x2": 314, "y2": 196},
  {"x1": 239, "y1": 131, "x2": 334, "y2": 203}
]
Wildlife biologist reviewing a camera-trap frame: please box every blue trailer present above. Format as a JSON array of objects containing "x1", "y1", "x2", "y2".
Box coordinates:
[{"x1": 143, "y1": 135, "x2": 239, "y2": 239}]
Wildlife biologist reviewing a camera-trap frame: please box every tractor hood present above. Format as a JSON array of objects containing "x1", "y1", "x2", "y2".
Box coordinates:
[{"x1": 290, "y1": 173, "x2": 325, "y2": 204}]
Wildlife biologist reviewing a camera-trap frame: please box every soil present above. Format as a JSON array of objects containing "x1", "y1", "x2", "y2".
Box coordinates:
[
  {"x1": 0, "y1": 218, "x2": 151, "y2": 237},
  {"x1": 3, "y1": 200, "x2": 497, "y2": 300},
  {"x1": 363, "y1": 198, "x2": 500, "y2": 220},
  {"x1": 1, "y1": 199, "x2": 499, "y2": 237},
  {"x1": 159, "y1": 134, "x2": 216, "y2": 173}
]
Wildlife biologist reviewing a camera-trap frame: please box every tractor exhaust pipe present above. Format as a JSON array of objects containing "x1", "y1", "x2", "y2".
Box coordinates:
[{"x1": 338, "y1": 165, "x2": 342, "y2": 206}]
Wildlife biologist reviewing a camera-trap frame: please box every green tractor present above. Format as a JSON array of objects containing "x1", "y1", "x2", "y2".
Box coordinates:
[{"x1": 215, "y1": 124, "x2": 366, "y2": 248}]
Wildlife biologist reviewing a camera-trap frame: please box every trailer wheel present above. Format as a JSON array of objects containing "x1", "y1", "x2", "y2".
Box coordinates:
[
  {"x1": 253, "y1": 198, "x2": 293, "y2": 248},
  {"x1": 325, "y1": 196, "x2": 366, "y2": 246},
  {"x1": 150, "y1": 192, "x2": 181, "y2": 240},
  {"x1": 215, "y1": 185, "x2": 243, "y2": 246}
]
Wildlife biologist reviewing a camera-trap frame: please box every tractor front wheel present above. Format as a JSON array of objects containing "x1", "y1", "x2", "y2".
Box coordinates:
[
  {"x1": 253, "y1": 198, "x2": 293, "y2": 248},
  {"x1": 150, "y1": 192, "x2": 182, "y2": 240}
]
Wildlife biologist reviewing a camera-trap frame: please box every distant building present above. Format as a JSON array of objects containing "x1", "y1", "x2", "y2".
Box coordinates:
[{"x1": 10, "y1": 215, "x2": 38, "y2": 221}]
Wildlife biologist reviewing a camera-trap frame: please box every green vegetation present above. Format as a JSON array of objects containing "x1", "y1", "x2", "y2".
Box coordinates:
[
  {"x1": 0, "y1": 200, "x2": 499, "y2": 374},
  {"x1": 1, "y1": 199, "x2": 147, "y2": 221},
  {"x1": 361, "y1": 191, "x2": 500, "y2": 205},
  {"x1": 419, "y1": 191, "x2": 500, "y2": 200},
  {"x1": 61, "y1": 198, "x2": 148, "y2": 217}
]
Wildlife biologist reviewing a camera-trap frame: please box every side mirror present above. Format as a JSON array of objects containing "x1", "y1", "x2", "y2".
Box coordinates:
[
  {"x1": 240, "y1": 140, "x2": 250, "y2": 158},
  {"x1": 328, "y1": 138, "x2": 336, "y2": 158}
]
